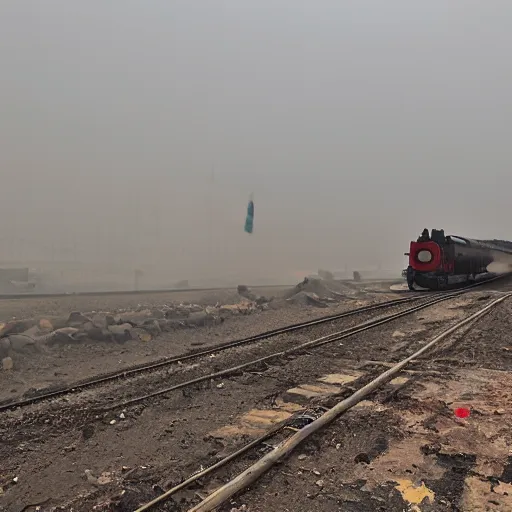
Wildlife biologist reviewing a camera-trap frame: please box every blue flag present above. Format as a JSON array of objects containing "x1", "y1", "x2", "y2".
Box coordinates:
[{"x1": 244, "y1": 199, "x2": 254, "y2": 234}]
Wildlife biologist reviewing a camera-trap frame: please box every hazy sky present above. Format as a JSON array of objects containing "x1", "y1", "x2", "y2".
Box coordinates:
[{"x1": 1, "y1": 1, "x2": 511, "y2": 281}]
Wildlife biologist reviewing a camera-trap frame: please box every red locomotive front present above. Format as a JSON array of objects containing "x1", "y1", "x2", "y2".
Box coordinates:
[{"x1": 404, "y1": 229, "x2": 506, "y2": 290}]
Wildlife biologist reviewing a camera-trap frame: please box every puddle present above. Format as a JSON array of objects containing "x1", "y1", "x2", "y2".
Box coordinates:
[{"x1": 395, "y1": 479, "x2": 435, "y2": 505}]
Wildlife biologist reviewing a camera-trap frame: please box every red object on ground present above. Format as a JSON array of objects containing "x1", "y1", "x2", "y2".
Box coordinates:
[{"x1": 454, "y1": 407, "x2": 471, "y2": 418}]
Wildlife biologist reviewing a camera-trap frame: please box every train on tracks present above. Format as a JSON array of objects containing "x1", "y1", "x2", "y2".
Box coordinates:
[{"x1": 404, "y1": 228, "x2": 512, "y2": 290}]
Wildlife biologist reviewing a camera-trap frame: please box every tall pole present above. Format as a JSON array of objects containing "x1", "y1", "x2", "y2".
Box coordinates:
[{"x1": 208, "y1": 164, "x2": 214, "y2": 278}]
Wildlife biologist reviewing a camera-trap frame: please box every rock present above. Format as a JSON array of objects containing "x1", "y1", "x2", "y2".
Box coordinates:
[
  {"x1": 38, "y1": 319, "x2": 53, "y2": 332},
  {"x1": 495, "y1": 408, "x2": 506, "y2": 415},
  {"x1": 157, "y1": 319, "x2": 173, "y2": 332},
  {"x1": 56, "y1": 327, "x2": 80, "y2": 336},
  {"x1": 142, "y1": 319, "x2": 162, "y2": 337},
  {"x1": 255, "y1": 296, "x2": 270, "y2": 305},
  {"x1": 298, "y1": 454, "x2": 307, "y2": 461},
  {"x1": 216, "y1": 383, "x2": 225, "y2": 389},
  {"x1": 47, "y1": 327, "x2": 80, "y2": 345},
  {"x1": 167, "y1": 307, "x2": 190, "y2": 319},
  {"x1": 6, "y1": 320, "x2": 37, "y2": 335},
  {"x1": 132, "y1": 328, "x2": 152, "y2": 342},
  {"x1": 82, "y1": 321, "x2": 95, "y2": 332},
  {"x1": 108, "y1": 324, "x2": 133, "y2": 343},
  {"x1": 186, "y1": 311, "x2": 216, "y2": 327},
  {"x1": 67, "y1": 311, "x2": 92, "y2": 327},
  {"x1": 84, "y1": 469, "x2": 98, "y2": 485},
  {"x1": 120, "y1": 310, "x2": 153, "y2": 326},
  {"x1": 167, "y1": 319, "x2": 186, "y2": 329},
  {"x1": 110, "y1": 419, "x2": 117, "y2": 425},
  {"x1": 22, "y1": 325, "x2": 41, "y2": 337},
  {"x1": 287, "y1": 291, "x2": 328, "y2": 308},
  {"x1": 91, "y1": 314, "x2": 108, "y2": 329},
  {"x1": 0, "y1": 321, "x2": 15, "y2": 338},
  {"x1": 7, "y1": 334, "x2": 38, "y2": 352},
  {"x1": 85, "y1": 325, "x2": 112, "y2": 342},
  {"x1": 219, "y1": 305, "x2": 240, "y2": 316},
  {"x1": 50, "y1": 316, "x2": 70, "y2": 330},
  {"x1": 0, "y1": 338, "x2": 11, "y2": 358},
  {"x1": 2, "y1": 357, "x2": 13, "y2": 370},
  {"x1": 165, "y1": 309, "x2": 180, "y2": 319},
  {"x1": 315, "y1": 479, "x2": 324, "y2": 488},
  {"x1": 220, "y1": 302, "x2": 256, "y2": 316},
  {"x1": 97, "y1": 472, "x2": 112, "y2": 485},
  {"x1": 119, "y1": 413, "x2": 126, "y2": 419},
  {"x1": 105, "y1": 315, "x2": 117, "y2": 326}
]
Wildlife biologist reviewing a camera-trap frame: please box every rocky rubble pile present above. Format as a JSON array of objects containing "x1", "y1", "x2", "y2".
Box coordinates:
[
  {"x1": 0, "y1": 289, "x2": 273, "y2": 368},
  {"x1": 283, "y1": 277, "x2": 359, "y2": 307}
]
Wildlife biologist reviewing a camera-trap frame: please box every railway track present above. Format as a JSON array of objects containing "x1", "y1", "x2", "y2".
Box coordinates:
[
  {"x1": 2, "y1": 277, "x2": 510, "y2": 511},
  {"x1": 0, "y1": 276, "x2": 505, "y2": 414},
  {"x1": 105, "y1": 288, "x2": 477, "y2": 412},
  {"x1": 131, "y1": 292, "x2": 512, "y2": 512},
  {"x1": 0, "y1": 293, "x2": 431, "y2": 412}
]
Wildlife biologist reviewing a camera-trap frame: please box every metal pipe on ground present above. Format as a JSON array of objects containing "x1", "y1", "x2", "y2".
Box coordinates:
[
  {"x1": 132, "y1": 422, "x2": 287, "y2": 512},
  {"x1": 188, "y1": 293, "x2": 512, "y2": 512}
]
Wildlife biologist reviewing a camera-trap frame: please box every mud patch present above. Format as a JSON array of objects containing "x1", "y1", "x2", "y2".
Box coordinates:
[{"x1": 395, "y1": 478, "x2": 435, "y2": 505}]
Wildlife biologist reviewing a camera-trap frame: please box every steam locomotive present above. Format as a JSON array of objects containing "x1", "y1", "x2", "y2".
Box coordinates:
[{"x1": 404, "y1": 229, "x2": 512, "y2": 290}]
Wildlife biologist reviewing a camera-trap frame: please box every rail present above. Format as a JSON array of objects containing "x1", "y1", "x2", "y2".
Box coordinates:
[{"x1": 134, "y1": 293, "x2": 512, "y2": 512}]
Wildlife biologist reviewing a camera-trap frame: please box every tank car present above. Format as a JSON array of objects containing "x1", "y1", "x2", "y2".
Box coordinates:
[{"x1": 404, "y1": 228, "x2": 512, "y2": 290}]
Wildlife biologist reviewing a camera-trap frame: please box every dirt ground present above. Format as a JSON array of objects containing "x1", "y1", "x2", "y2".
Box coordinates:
[
  {"x1": 0, "y1": 284, "x2": 398, "y2": 402},
  {"x1": 1, "y1": 280, "x2": 512, "y2": 511}
]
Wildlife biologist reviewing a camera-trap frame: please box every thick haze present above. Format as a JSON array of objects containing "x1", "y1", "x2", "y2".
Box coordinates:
[{"x1": 1, "y1": 1, "x2": 512, "y2": 286}]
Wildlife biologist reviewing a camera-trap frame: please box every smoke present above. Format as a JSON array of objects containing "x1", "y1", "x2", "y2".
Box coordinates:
[{"x1": 487, "y1": 251, "x2": 512, "y2": 274}]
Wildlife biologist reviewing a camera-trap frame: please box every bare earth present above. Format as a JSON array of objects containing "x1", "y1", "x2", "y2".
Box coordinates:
[{"x1": 2, "y1": 279, "x2": 512, "y2": 511}]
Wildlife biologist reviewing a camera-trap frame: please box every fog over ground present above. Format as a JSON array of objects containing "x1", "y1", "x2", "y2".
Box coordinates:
[{"x1": 1, "y1": 1, "x2": 511, "y2": 287}]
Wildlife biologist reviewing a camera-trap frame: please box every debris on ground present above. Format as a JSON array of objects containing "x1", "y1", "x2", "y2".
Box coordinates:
[
  {"x1": 2, "y1": 356, "x2": 13, "y2": 370},
  {"x1": 287, "y1": 291, "x2": 329, "y2": 308}
]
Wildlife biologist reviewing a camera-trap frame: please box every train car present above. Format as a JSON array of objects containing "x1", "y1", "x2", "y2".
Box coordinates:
[{"x1": 404, "y1": 229, "x2": 512, "y2": 290}]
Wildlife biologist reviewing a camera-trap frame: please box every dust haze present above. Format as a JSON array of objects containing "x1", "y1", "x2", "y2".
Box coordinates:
[{"x1": 1, "y1": 1, "x2": 512, "y2": 290}]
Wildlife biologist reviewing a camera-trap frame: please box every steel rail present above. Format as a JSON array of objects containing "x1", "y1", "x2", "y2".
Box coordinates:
[
  {"x1": 133, "y1": 293, "x2": 512, "y2": 512},
  {"x1": 0, "y1": 294, "x2": 431, "y2": 412},
  {"x1": 1, "y1": 274, "x2": 505, "y2": 413},
  {"x1": 105, "y1": 287, "x2": 476, "y2": 412},
  {"x1": 189, "y1": 292, "x2": 512, "y2": 512}
]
